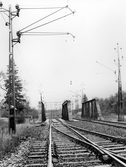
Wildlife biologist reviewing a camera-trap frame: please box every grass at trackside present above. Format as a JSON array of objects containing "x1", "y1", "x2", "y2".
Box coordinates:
[
  {"x1": 0, "y1": 119, "x2": 8, "y2": 128},
  {"x1": 102, "y1": 113, "x2": 126, "y2": 122},
  {"x1": 0, "y1": 118, "x2": 33, "y2": 159},
  {"x1": 76, "y1": 112, "x2": 126, "y2": 122},
  {"x1": 0, "y1": 118, "x2": 49, "y2": 160}
]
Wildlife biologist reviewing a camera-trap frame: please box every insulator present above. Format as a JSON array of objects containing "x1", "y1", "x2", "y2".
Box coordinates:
[
  {"x1": 16, "y1": 31, "x2": 21, "y2": 37},
  {"x1": 15, "y1": 4, "x2": 19, "y2": 9}
]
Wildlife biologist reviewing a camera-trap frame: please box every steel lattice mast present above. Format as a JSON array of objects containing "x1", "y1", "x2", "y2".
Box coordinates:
[{"x1": 114, "y1": 43, "x2": 123, "y2": 121}]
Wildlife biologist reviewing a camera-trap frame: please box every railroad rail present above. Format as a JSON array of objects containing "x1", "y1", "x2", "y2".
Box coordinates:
[
  {"x1": 74, "y1": 118, "x2": 126, "y2": 129},
  {"x1": 51, "y1": 119, "x2": 126, "y2": 167}
]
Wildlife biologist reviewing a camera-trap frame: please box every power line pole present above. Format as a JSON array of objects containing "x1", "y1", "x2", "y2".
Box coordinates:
[
  {"x1": 114, "y1": 43, "x2": 123, "y2": 121},
  {"x1": 0, "y1": 3, "x2": 20, "y2": 134},
  {"x1": 9, "y1": 5, "x2": 16, "y2": 134},
  {"x1": 9, "y1": 5, "x2": 20, "y2": 134}
]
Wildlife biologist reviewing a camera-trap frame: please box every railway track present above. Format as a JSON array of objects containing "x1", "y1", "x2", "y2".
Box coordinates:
[
  {"x1": 74, "y1": 118, "x2": 126, "y2": 129},
  {"x1": 61, "y1": 119, "x2": 126, "y2": 163},
  {"x1": 51, "y1": 119, "x2": 126, "y2": 167},
  {"x1": 2, "y1": 119, "x2": 126, "y2": 167}
]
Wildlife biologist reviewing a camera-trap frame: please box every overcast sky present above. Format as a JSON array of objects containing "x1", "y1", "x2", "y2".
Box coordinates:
[{"x1": 0, "y1": 0, "x2": 126, "y2": 109}]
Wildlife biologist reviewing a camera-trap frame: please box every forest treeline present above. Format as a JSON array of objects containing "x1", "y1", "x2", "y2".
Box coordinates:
[{"x1": 98, "y1": 91, "x2": 126, "y2": 115}]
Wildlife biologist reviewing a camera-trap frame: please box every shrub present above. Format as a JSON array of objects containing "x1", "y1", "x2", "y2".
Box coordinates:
[
  {"x1": 1, "y1": 109, "x2": 9, "y2": 118},
  {"x1": 16, "y1": 112, "x2": 25, "y2": 124}
]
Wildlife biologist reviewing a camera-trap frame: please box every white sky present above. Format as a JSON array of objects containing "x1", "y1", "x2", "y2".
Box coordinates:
[{"x1": 0, "y1": 0, "x2": 126, "y2": 109}]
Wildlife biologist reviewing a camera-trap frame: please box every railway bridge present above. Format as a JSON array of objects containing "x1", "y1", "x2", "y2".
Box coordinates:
[{"x1": 61, "y1": 98, "x2": 103, "y2": 121}]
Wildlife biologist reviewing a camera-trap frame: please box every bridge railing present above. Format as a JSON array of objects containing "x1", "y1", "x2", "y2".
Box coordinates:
[{"x1": 81, "y1": 98, "x2": 103, "y2": 120}]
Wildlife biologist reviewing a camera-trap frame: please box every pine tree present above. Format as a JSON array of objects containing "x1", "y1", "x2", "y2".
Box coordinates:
[{"x1": 4, "y1": 63, "x2": 26, "y2": 113}]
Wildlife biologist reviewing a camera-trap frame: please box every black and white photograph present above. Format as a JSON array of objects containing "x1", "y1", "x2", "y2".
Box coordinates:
[{"x1": 0, "y1": 0, "x2": 126, "y2": 166}]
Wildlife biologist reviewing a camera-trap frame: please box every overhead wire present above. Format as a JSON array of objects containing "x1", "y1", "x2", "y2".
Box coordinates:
[
  {"x1": 19, "y1": 6, "x2": 67, "y2": 32},
  {"x1": 0, "y1": 11, "x2": 7, "y2": 23},
  {"x1": 21, "y1": 12, "x2": 74, "y2": 34},
  {"x1": 21, "y1": 32, "x2": 75, "y2": 41},
  {"x1": 68, "y1": 6, "x2": 75, "y2": 13},
  {"x1": 20, "y1": 7, "x2": 64, "y2": 10},
  {"x1": 22, "y1": 32, "x2": 70, "y2": 36},
  {"x1": 96, "y1": 61, "x2": 116, "y2": 74}
]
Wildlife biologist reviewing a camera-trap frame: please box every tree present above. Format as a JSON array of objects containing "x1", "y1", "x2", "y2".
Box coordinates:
[
  {"x1": 98, "y1": 91, "x2": 126, "y2": 115},
  {"x1": 4, "y1": 64, "x2": 26, "y2": 113},
  {"x1": 0, "y1": 71, "x2": 6, "y2": 93}
]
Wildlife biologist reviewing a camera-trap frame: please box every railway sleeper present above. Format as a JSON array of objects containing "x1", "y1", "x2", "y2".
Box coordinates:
[
  {"x1": 25, "y1": 163, "x2": 47, "y2": 167},
  {"x1": 52, "y1": 128, "x2": 111, "y2": 164},
  {"x1": 53, "y1": 160, "x2": 106, "y2": 167},
  {"x1": 24, "y1": 139, "x2": 49, "y2": 166},
  {"x1": 57, "y1": 149, "x2": 89, "y2": 154}
]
